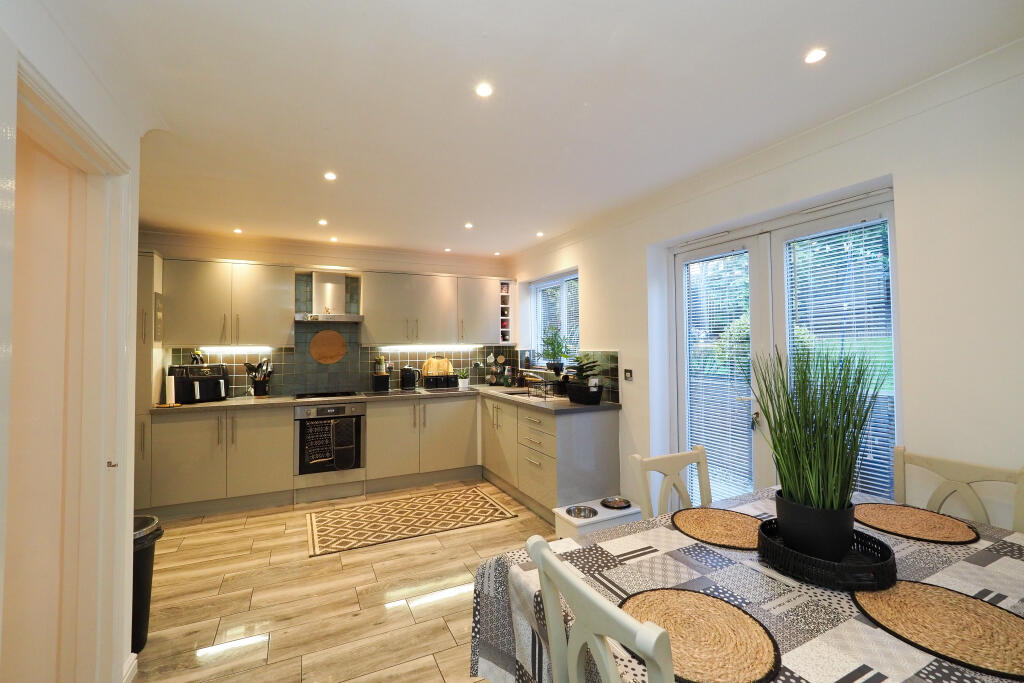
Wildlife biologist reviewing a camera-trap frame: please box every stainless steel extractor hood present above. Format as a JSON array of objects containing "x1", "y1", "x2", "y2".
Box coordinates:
[{"x1": 296, "y1": 271, "x2": 364, "y2": 323}]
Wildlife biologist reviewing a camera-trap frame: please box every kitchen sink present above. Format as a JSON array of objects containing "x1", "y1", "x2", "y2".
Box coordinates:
[{"x1": 499, "y1": 388, "x2": 532, "y2": 395}]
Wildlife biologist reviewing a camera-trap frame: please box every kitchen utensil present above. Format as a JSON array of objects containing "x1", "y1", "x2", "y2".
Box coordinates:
[
  {"x1": 309, "y1": 330, "x2": 347, "y2": 364},
  {"x1": 245, "y1": 362, "x2": 257, "y2": 378},
  {"x1": 496, "y1": 354, "x2": 505, "y2": 364},
  {"x1": 487, "y1": 353, "x2": 495, "y2": 364},
  {"x1": 485, "y1": 374, "x2": 496, "y2": 385}
]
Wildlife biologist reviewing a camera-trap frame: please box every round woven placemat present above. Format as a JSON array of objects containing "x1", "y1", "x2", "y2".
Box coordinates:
[
  {"x1": 619, "y1": 589, "x2": 779, "y2": 683},
  {"x1": 854, "y1": 503, "x2": 978, "y2": 544},
  {"x1": 853, "y1": 580, "x2": 1024, "y2": 680},
  {"x1": 671, "y1": 507, "x2": 761, "y2": 550}
]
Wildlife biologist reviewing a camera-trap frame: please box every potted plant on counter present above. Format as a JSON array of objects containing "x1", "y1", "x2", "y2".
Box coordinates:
[
  {"x1": 751, "y1": 347, "x2": 884, "y2": 561},
  {"x1": 456, "y1": 368, "x2": 470, "y2": 390},
  {"x1": 565, "y1": 353, "x2": 603, "y2": 405},
  {"x1": 540, "y1": 326, "x2": 572, "y2": 375}
]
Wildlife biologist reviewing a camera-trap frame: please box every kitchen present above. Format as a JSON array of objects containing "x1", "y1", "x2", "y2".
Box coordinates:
[{"x1": 135, "y1": 248, "x2": 622, "y2": 522}]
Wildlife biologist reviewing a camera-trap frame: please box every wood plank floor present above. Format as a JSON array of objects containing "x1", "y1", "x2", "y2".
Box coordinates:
[{"x1": 137, "y1": 479, "x2": 553, "y2": 682}]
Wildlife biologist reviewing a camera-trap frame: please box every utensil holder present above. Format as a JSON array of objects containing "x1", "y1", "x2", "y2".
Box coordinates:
[{"x1": 252, "y1": 379, "x2": 269, "y2": 397}]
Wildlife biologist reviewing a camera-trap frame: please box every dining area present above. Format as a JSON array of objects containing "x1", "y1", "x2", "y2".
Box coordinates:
[{"x1": 471, "y1": 350, "x2": 1024, "y2": 683}]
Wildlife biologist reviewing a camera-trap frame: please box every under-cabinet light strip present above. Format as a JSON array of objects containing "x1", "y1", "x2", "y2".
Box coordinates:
[
  {"x1": 379, "y1": 344, "x2": 483, "y2": 353},
  {"x1": 198, "y1": 346, "x2": 274, "y2": 355}
]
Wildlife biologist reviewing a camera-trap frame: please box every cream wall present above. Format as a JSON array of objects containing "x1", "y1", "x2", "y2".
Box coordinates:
[{"x1": 514, "y1": 42, "x2": 1024, "y2": 526}]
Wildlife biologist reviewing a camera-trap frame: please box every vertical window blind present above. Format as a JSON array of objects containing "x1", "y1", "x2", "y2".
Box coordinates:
[
  {"x1": 784, "y1": 221, "x2": 896, "y2": 497},
  {"x1": 533, "y1": 273, "x2": 580, "y2": 360},
  {"x1": 684, "y1": 251, "x2": 753, "y2": 500}
]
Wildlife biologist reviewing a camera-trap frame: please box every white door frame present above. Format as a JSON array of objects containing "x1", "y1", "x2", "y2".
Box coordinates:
[
  {"x1": 6, "y1": 61, "x2": 137, "y2": 682},
  {"x1": 673, "y1": 233, "x2": 775, "y2": 494}
]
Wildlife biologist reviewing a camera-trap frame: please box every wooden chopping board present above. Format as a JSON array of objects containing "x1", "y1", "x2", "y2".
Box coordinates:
[{"x1": 309, "y1": 330, "x2": 347, "y2": 364}]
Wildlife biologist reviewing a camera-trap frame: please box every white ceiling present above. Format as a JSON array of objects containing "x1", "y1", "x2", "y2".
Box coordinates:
[{"x1": 44, "y1": 1, "x2": 1024, "y2": 255}]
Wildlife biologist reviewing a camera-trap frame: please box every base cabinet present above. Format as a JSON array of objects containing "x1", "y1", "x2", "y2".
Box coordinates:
[
  {"x1": 226, "y1": 408, "x2": 293, "y2": 497},
  {"x1": 420, "y1": 397, "x2": 477, "y2": 472},
  {"x1": 481, "y1": 398, "x2": 517, "y2": 485},
  {"x1": 366, "y1": 401, "x2": 421, "y2": 479},
  {"x1": 135, "y1": 414, "x2": 152, "y2": 509},
  {"x1": 151, "y1": 411, "x2": 227, "y2": 507}
]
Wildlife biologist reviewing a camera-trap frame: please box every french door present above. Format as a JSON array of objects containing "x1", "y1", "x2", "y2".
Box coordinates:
[
  {"x1": 676, "y1": 235, "x2": 774, "y2": 500},
  {"x1": 676, "y1": 195, "x2": 898, "y2": 501}
]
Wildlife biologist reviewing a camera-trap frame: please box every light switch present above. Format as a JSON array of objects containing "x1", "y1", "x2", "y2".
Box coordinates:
[{"x1": 624, "y1": 369, "x2": 633, "y2": 381}]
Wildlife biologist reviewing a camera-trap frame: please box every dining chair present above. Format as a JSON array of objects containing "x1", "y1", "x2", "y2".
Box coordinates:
[
  {"x1": 628, "y1": 447, "x2": 711, "y2": 519},
  {"x1": 894, "y1": 446, "x2": 1024, "y2": 531},
  {"x1": 526, "y1": 535, "x2": 674, "y2": 683}
]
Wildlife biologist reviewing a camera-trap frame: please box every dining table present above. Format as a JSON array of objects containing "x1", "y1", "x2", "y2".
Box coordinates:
[{"x1": 470, "y1": 487, "x2": 1024, "y2": 683}]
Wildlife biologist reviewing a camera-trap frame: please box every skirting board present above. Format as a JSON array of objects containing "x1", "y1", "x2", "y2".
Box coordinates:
[
  {"x1": 138, "y1": 490, "x2": 295, "y2": 521},
  {"x1": 364, "y1": 466, "x2": 482, "y2": 494},
  {"x1": 122, "y1": 654, "x2": 137, "y2": 683},
  {"x1": 483, "y1": 468, "x2": 554, "y2": 524}
]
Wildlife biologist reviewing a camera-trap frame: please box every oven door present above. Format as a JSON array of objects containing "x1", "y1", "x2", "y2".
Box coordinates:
[{"x1": 295, "y1": 415, "x2": 363, "y2": 475}]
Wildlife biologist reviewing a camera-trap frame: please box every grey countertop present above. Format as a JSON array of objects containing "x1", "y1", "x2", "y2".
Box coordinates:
[{"x1": 150, "y1": 385, "x2": 621, "y2": 415}]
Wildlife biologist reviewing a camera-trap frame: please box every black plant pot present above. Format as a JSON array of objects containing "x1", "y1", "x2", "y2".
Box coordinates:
[
  {"x1": 565, "y1": 383, "x2": 603, "y2": 405},
  {"x1": 774, "y1": 491, "x2": 854, "y2": 562},
  {"x1": 546, "y1": 362, "x2": 564, "y2": 374}
]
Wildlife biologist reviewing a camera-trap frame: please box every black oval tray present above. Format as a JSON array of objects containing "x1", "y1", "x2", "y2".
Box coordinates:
[{"x1": 758, "y1": 518, "x2": 896, "y2": 591}]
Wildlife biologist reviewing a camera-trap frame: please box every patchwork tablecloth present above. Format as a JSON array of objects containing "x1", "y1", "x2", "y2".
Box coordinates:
[{"x1": 471, "y1": 488, "x2": 1024, "y2": 683}]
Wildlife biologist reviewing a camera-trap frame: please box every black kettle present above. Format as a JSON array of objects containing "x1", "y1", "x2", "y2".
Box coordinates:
[{"x1": 400, "y1": 366, "x2": 421, "y2": 390}]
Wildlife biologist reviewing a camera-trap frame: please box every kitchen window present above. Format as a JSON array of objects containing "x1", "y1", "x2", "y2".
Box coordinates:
[{"x1": 531, "y1": 272, "x2": 579, "y2": 362}]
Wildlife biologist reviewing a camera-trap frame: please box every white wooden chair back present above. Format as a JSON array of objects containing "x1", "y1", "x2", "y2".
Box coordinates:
[
  {"x1": 629, "y1": 446, "x2": 711, "y2": 519},
  {"x1": 526, "y1": 536, "x2": 673, "y2": 683},
  {"x1": 894, "y1": 446, "x2": 1024, "y2": 531}
]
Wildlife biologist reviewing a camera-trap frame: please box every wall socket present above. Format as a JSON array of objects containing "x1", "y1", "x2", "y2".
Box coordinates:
[{"x1": 624, "y1": 369, "x2": 633, "y2": 381}]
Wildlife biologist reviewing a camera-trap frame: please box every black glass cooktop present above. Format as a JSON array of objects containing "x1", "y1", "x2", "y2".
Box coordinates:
[{"x1": 294, "y1": 391, "x2": 360, "y2": 399}]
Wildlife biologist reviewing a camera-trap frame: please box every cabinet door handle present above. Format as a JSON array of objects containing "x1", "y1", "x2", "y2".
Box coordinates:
[
  {"x1": 405, "y1": 319, "x2": 409, "y2": 340},
  {"x1": 525, "y1": 457, "x2": 541, "y2": 466},
  {"x1": 421, "y1": 404, "x2": 427, "y2": 428},
  {"x1": 231, "y1": 415, "x2": 237, "y2": 445},
  {"x1": 217, "y1": 415, "x2": 222, "y2": 444},
  {"x1": 412, "y1": 403, "x2": 417, "y2": 428},
  {"x1": 236, "y1": 314, "x2": 240, "y2": 343},
  {"x1": 141, "y1": 309, "x2": 147, "y2": 344},
  {"x1": 222, "y1": 313, "x2": 228, "y2": 343},
  {"x1": 525, "y1": 437, "x2": 542, "y2": 445},
  {"x1": 460, "y1": 319, "x2": 464, "y2": 340},
  {"x1": 139, "y1": 422, "x2": 146, "y2": 460},
  {"x1": 524, "y1": 416, "x2": 541, "y2": 424},
  {"x1": 415, "y1": 319, "x2": 420, "y2": 339}
]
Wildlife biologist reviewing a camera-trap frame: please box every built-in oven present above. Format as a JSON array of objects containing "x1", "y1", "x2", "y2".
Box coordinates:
[{"x1": 293, "y1": 402, "x2": 366, "y2": 476}]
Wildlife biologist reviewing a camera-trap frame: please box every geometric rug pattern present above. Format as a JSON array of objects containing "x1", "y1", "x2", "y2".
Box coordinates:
[{"x1": 306, "y1": 486, "x2": 516, "y2": 556}]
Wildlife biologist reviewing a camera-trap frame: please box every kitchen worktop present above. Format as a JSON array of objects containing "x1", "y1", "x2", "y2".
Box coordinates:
[{"x1": 149, "y1": 385, "x2": 621, "y2": 414}]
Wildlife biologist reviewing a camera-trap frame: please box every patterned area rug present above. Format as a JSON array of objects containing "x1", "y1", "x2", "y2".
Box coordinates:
[{"x1": 306, "y1": 487, "x2": 516, "y2": 556}]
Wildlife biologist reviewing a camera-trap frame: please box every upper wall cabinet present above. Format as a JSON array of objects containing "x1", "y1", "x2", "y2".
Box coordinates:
[
  {"x1": 162, "y1": 260, "x2": 295, "y2": 347},
  {"x1": 361, "y1": 272, "x2": 458, "y2": 345},
  {"x1": 457, "y1": 277, "x2": 501, "y2": 344}
]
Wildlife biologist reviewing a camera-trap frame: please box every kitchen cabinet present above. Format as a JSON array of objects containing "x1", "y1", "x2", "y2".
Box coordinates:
[
  {"x1": 420, "y1": 397, "x2": 477, "y2": 472},
  {"x1": 226, "y1": 408, "x2": 293, "y2": 497},
  {"x1": 135, "y1": 414, "x2": 151, "y2": 509},
  {"x1": 230, "y1": 263, "x2": 295, "y2": 346},
  {"x1": 365, "y1": 401, "x2": 420, "y2": 479},
  {"x1": 457, "y1": 277, "x2": 499, "y2": 344},
  {"x1": 151, "y1": 411, "x2": 227, "y2": 507},
  {"x1": 481, "y1": 397, "x2": 517, "y2": 485},
  {"x1": 516, "y1": 445, "x2": 557, "y2": 509},
  {"x1": 136, "y1": 252, "x2": 164, "y2": 412},
  {"x1": 360, "y1": 271, "x2": 458, "y2": 344},
  {"x1": 162, "y1": 259, "x2": 233, "y2": 346},
  {"x1": 162, "y1": 259, "x2": 295, "y2": 347}
]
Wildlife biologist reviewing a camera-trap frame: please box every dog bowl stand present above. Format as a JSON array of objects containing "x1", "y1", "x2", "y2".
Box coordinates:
[{"x1": 554, "y1": 497, "x2": 643, "y2": 540}]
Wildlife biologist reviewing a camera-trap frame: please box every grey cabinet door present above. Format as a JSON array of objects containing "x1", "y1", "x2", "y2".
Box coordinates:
[
  {"x1": 226, "y1": 407, "x2": 293, "y2": 497},
  {"x1": 151, "y1": 411, "x2": 227, "y2": 506},
  {"x1": 419, "y1": 397, "x2": 477, "y2": 472},
  {"x1": 365, "y1": 400, "x2": 420, "y2": 479},
  {"x1": 231, "y1": 263, "x2": 295, "y2": 347},
  {"x1": 457, "y1": 277, "x2": 499, "y2": 344},
  {"x1": 135, "y1": 414, "x2": 151, "y2": 509},
  {"x1": 162, "y1": 259, "x2": 232, "y2": 346},
  {"x1": 482, "y1": 398, "x2": 517, "y2": 484}
]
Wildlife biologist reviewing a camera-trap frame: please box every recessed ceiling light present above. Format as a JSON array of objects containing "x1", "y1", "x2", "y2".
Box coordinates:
[
  {"x1": 444, "y1": 247, "x2": 452, "y2": 252},
  {"x1": 330, "y1": 237, "x2": 338, "y2": 242},
  {"x1": 804, "y1": 48, "x2": 827, "y2": 64},
  {"x1": 233, "y1": 228, "x2": 242, "y2": 234},
  {"x1": 323, "y1": 171, "x2": 337, "y2": 181},
  {"x1": 536, "y1": 232, "x2": 544, "y2": 237},
  {"x1": 475, "y1": 82, "x2": 493, "y2": 97},
  {"x1": 493, "y1": 251, "x2": 501, "y2": 256},
  {"x1": 464, "y1": 223, "x2": 473, "y2": 229},
  {"x1": 318, "y1": 219, "x2": 328, "y2": 226}
]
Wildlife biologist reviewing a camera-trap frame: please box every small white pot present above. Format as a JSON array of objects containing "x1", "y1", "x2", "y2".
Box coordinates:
[{"x1": 458, "y1": 378, "x2": 470, "y2": 389}]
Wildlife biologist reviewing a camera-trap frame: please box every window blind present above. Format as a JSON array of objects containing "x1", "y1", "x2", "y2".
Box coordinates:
[
  {"x1": 784, "y1": 221, "x2": 896, "y2": 498},
  {"x1": 684, "y1": 251, "x2": 753, "y2": 500}
]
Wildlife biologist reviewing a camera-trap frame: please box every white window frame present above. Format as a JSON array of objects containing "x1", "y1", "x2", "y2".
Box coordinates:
[{"x1": 530, "y1": 271, "x2": 579, "y2": 363}]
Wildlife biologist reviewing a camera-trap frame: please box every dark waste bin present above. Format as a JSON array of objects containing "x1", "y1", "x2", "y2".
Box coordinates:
[{"x1": 132, "y1": 515, "x2": 163, "y2": 653}]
